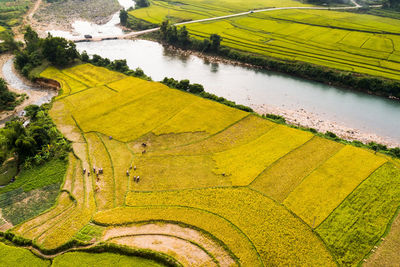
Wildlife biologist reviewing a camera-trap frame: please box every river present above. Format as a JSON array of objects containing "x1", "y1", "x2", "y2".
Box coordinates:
[{"x1": 46, "y1": 0, "x2": 400, "y2": 146}]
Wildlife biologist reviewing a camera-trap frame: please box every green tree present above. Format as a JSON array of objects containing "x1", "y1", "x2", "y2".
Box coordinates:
[
  {"x1": 2, "y1": 32, "x2": 21, "y2": 53},
  {"x1": 177, "y1": 26, "x2": 190, "y2": 47},
  {"x1": 42, "y1": 35, "x2": 78, "y2": 66},
  {"x1": 160, "y1": 20, "x2": 169, "y2": 39},
  {"x1": 0, "y1": 78, "x2": 16, "y2": 111},
  {"x1": 24, "y1": 26, "x2": 40, "y2": 53},
  {"x1": 120, "y1": 9, "x2": 128, "y2": 26},
  {"x1": 134, "y1": 0, "x2": 150, "y2": 8},
  {"x1": 210, "y1": 34, "x2": 222, "y2": 52}
]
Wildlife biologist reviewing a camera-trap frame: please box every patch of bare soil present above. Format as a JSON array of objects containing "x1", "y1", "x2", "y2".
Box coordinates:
[{"x1": 103, "y1": 223, "x2": 237, "y2": 266}]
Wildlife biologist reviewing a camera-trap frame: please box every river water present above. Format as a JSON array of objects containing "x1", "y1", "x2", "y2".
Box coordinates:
[{"x1": 45, "y1": 0, "x2": 400, "y2": 146}]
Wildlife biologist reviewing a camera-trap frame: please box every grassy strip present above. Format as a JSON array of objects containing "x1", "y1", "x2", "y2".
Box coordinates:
[{"x1": 0, "y1": 158, "x2": 67, "y2": 195}]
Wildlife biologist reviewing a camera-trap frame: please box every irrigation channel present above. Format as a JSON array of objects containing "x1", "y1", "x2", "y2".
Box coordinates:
[{"x1": 40, "y1": 0, "x2": 400, "y2": 146}]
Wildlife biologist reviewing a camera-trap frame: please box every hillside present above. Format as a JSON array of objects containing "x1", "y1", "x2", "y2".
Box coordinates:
[{"x1": 1, "y1": 63, "x2": 398, "y2": 265}]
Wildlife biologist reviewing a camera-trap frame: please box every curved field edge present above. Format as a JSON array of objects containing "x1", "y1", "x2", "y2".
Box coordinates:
[
  {"x1": 0, "y1": 239, "x2": 181, "y2": 267},
  {"x1": 93, "y1": 206, "x2": 259, "y2": 266},
  {"x1": 125, "y1": 187, "x2": 336, "y2": 266}
]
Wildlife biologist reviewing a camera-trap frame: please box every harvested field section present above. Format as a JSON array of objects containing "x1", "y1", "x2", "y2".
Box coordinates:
[
  {"x1": 61, "y1": 154, "x2": 77, "y2": 193},
  {"x1": 317, "y1": 163, "x2": 400, "y2": 266},
  {"x1": 36, "y1": 170, "x2": 95, "y2": 250},
  {"x1": 125, "y1": 188, "x2": 335, "y2": 266},
  {"x1": 250, "y1": 136, "x2": 344, "y2": 202},
  {"x1": 213, "y1": 125, "x2": 313, "y2": 186},
  {"x1": 284, "y1": 145, "x2": 387, "y2": 228},
  {"x1": 94, "y1": 206, "x2": 260, "y2": 266},
  {"x1": 49, "y1": 101, "x2": 84, "y2": 143}
]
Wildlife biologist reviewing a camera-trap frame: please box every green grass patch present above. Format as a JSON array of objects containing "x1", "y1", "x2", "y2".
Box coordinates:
[
  {"x1": 74, "y1": 224, "x2": 104, "y2": 243},
  {"x1": 0, "y1": 158, "x2": 68, "y2": 195},
  {"x1": 0, "y1": 184, "x2": 61, "y2": 225},
  {"x1": 316, "y1": 163, "x2": 400, "y2": 266}
]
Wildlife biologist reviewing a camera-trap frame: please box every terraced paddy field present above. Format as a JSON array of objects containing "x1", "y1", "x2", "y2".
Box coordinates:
[
  {"x1": 130, "y1": 2, "x2": 400, "y2": 80},
  {"x1": 1, "y1": 63, "x2": 400, "y2": 265},
  {"x1": 129, "y1": 0, "x2": 310, "y2": 24}
]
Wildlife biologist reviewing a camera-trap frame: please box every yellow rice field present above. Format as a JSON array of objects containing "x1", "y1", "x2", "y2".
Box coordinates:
[{"x1": 2, "y1": 63, "x2": 397, "y2": 266}]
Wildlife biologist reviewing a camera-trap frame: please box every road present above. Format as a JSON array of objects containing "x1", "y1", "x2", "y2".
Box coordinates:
[{"x1": 72, "y1": 0, "x2": 372, "y2": 42}]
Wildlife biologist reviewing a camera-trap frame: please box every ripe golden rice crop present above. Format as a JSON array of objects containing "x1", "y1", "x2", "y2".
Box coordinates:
[
  {"x1": 250, "y1": 136, "x2": 344, "y2": 202},
  {"x1": 284, "y1": 145, "x2": 387, "y2": 228},
  {"x1": 213, "y1": 125, "x2": 313, "y2": 186},
  {"x1": 125, "y1": 187, "x2": 335, "y2": 266},
  {"x1": 94, "y1": 206, "x2": 260, "y2": 266}
]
